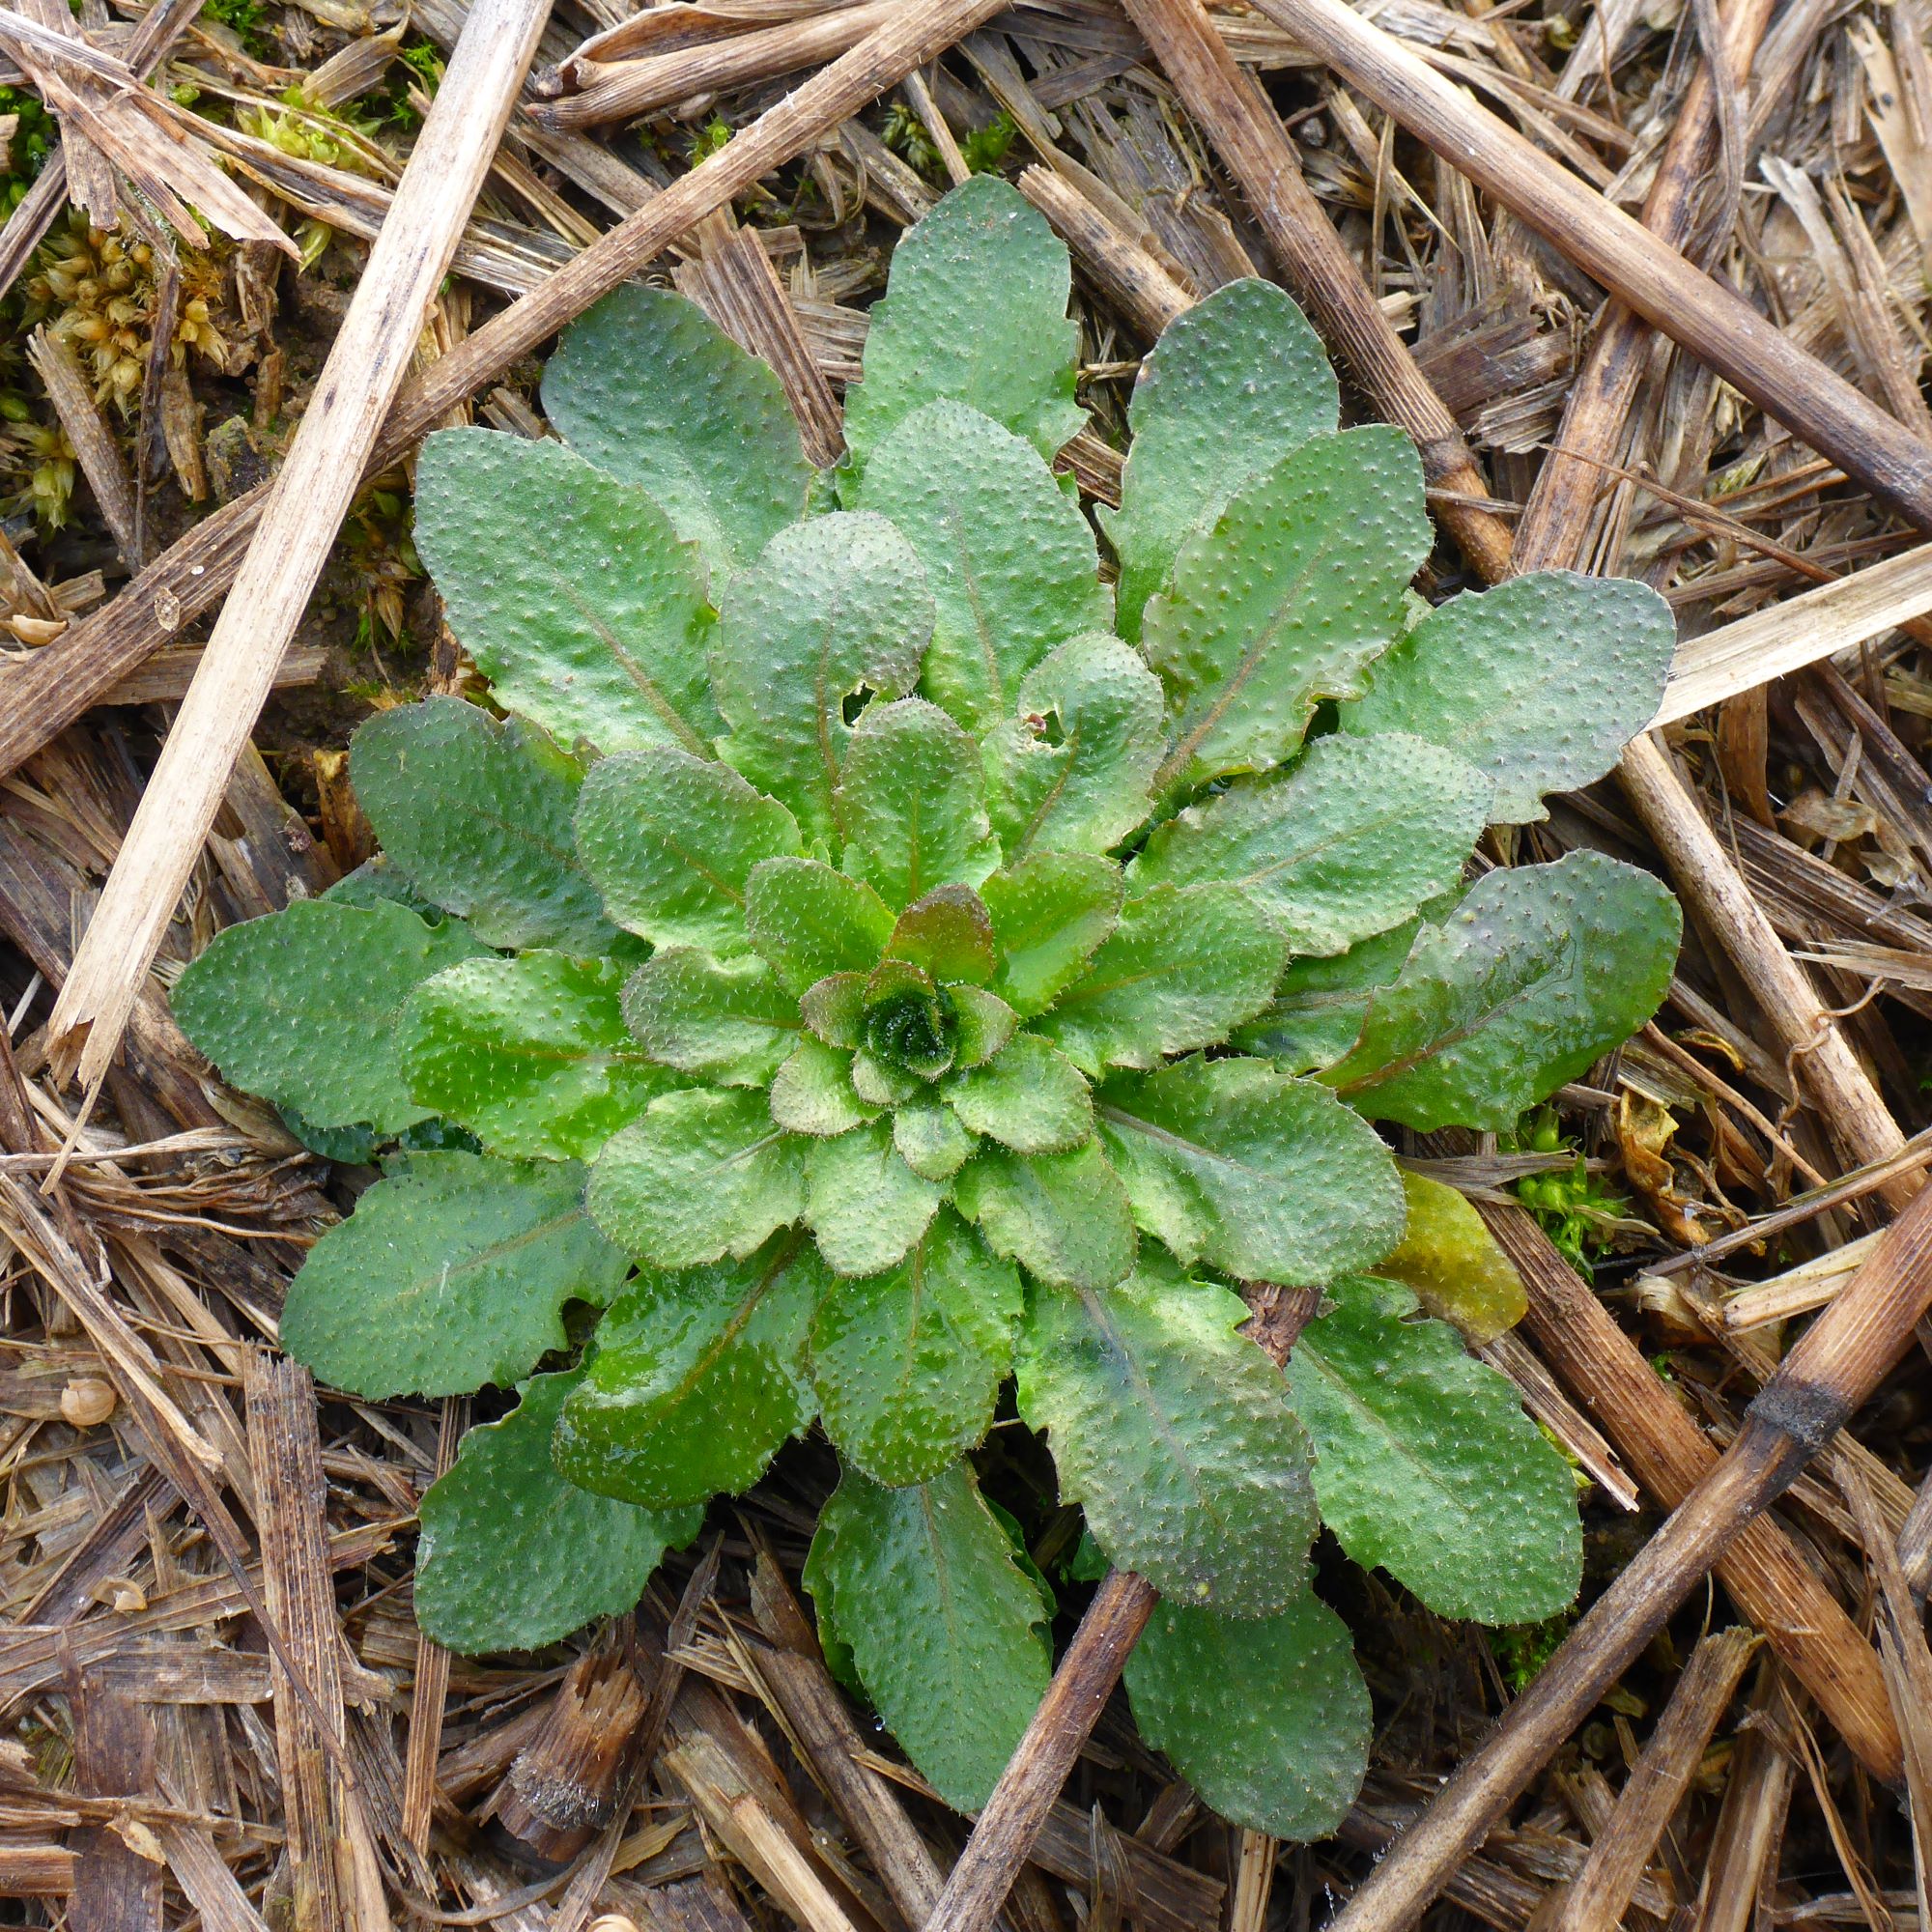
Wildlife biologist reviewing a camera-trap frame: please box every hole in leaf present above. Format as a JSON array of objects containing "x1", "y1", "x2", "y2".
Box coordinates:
[{"x1": 842, "y1": 686, "x2": 875, "y2": 726}]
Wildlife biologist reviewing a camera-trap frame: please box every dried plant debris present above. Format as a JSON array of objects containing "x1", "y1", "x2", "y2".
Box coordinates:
[{"x1": 0, "y1": 0, "x2": 1929, "y2": 1925}]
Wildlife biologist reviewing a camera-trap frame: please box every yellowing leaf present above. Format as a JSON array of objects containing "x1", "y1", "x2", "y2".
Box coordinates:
[{"x1": 1376, "y1": 1170, "x2": 1525, "y2": 1345}]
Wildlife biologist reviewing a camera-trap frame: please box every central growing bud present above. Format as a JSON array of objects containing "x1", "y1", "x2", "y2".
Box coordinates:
[{"x1": 865, "y1": 980, "x2": 956, "y2": 1076}]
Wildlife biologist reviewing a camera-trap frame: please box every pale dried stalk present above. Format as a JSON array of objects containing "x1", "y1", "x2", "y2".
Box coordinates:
[
  {"x1": 24, "y1": 327, "x2": 139, "y2": 568},
  {"x1": 43, "y1": 0, "x2": 555, "y2": 1099}
]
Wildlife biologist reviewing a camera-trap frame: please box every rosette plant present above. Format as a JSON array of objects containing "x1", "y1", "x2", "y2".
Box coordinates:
[{"x1": 175, "y1": 178, "x2": 1684, "y2": 1836}]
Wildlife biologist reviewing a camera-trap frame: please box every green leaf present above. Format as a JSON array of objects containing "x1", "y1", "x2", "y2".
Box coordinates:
[
  {"x1": 1016, "y1": 1261, "x2": 1318, "y2": 1613},
  {"x1": 986, "y1": 634, "x2": 1165, "y2": 861},
  {"x1": 1131, "y1": 733, "x2": 1487, "y2": 955},
  {"x1": 1103, "y1": 279, "x2": 1339, "y2": 643},
  {"x1": 838, "y1": 698, "x2": 999, "y2": 909},
  {"x1": 1097, "y1": 1057, "x2": 1404, "y2": 1282},
  {"x1": 1230, "y1": 915, "x2": 1433, "y2": 1074},
  {"x1": 886, "y1": 885, "x2": 995, "y2": 985},
  {"x1": 413, "y1": 429, "x2": 717, "y2": 757},
  {"x1": 1284, "y1": 1274, "x2": 1581, "y2": 1621},
  {"x1": 746, "y1": 858, "x2": 897, "y2": 993},
  {"x1": 1337, "y1": 570, "x2": 1677, "y2": 825},
  {"x1": 949, "y1": 1032, "x2": 1093, "y2": 1154},
  {"x1": 282, "y1": 1151, "x2": 624, "y2": 1397},
  {"x1": 770, "y1": 1038, "x2": 874, "y2": 1137},
  {"x1": 350, "y1": 698, "x2": 617, "y2": 954},
  {"x1": 575, "y1": 747, "x2": 802, "y2": 956},
  {"x1": 952, "y1": 1139, "x2": 1135, "y2": 1292},
  {"x1": 713, "y1": 513, "x2": 934, "y2": 848},
  {"x1": 416, "y1": 1372, "x2": 702, "y2": 1653},
  {"x1": 541, "y1": 283, "x2": 812, "y2": 582},
  {"x1": 173, "y1": 898, "x2": 485, "y2": 1135},
  {"x1": 803, "y1": 1462, "x2": 1050, "y2": 1811},
  {"x1": 554, "y1": 1235, "x2": 824, "y2": 1509},
  {"x1": 622, "y1": 949, "x2": 800, "y2": 1087},
  {"x1": 981, "y1": 853, "x2": 1122, "y2": 1018},
  {"x1": 1324, "y1": 852, "x2": 1682, "y2": 1129},
  {"x1": 1378, "y1": 1169, "x2": 1526, "y2": 1345},
  {"x1": 1125, "y1": 1591, "x2": 1369, "y2": 1839},
  {"x1": 895, "y1": 1099, "x2": 977, "y2": 1181},
  {"x1": 401, "y1": 952, "x2": 678, "y2": 1159},
  {"x1": 861, "y1": 401, "x2": 1110, "y2": 738},
  {"x1": 588, "y1": 1088, "x2": 804, "y2": 1267},
  {"x1": 805, "y1": 1122, "x2": 944, "y2": 1277},
  {"x1": 810, "y1": 1208, "x2": 1021, "y2": 1486},
  {"x1": 1039, "y1": 884, "x2": 1282, "y2": 1076},
  {"x1": 843, "y1": 174, "x2": 1084, "y2": 469},
  {"x1": 1142, "y1": 427, "x2": 1432, "y2": 792},
  {"x1": 950, "y1": 985, "x2": 1019, "y2": 1067}
]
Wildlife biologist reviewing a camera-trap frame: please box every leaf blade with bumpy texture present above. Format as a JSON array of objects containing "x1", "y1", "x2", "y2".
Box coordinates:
[
  {"x1": 1039, "y1": 884, "x2": 1282, "y2": 1076},
  {"x1": 588, "y1": 1088, "x2": 805, "y2": 1267},
  {"x1": 1097, "y1": 1057, "x2": 1405, "y2": 1282},
  {"x1": 1377, "y1": 1169, "x2": 1526, "y2": 1345},
  {"x1": 805, "y1": 1122, "x2": 945, "y2": 1277},
  {"x1": 862, "y1": 402, "x2": 1110, "y2": 738},
  {"x1": 952, "y1": 1139, "x2": 1135, "y2": 1292},
  {"x1": 172, "y1": 898, "x2": 486, "y2": 1135},
  {"x1": 351, "y1": 698, "x2": 617, "y2": 954},
  {"x1": 401, "y1": 952, "x2": 680, "y2": 1159},
  {"x1": 803, "y1": 1462, "x2": 1051, "y2": 1811},
  {"x1": 1017, "y1": 1261, "x2": 1318, "y2": 1614},
  {"x1": 1103, "y1": 279, "x2": 1340, "y2": 642},
  {"x1": 810, "y1": 1208, "x2": 1021, "y2": 1486},
  {"x1": 948, "y1": 1032, "x2": 1093, "y2": 1153},
  {"x1": 745, "y1": 858, "x2": 897, "y2": 993},
  {"x1": 1283, "y1": 1273, "x2": 1581, "y2": 1621},
  {"x1": 1324, "y1": 852, "x2": 1682, "y2": 1129},
  {"x1": 837, "y1": 698, "x2": 999, "y2": 910},
  {"x1": 1142, "y1": 427, "x2": 1432, "y2": 792},
  {"x1": 416, "y1": 1372, "x2": 703, "y2": 1653},
  {"x1": 843, "y1": 175, "x2": 1085, "y2": 468},
  {"x1": 713, "y1": 513, "x2": 934, "y2": 849},
  {"x1": 540, "y1": 283, "x2": 812, "y2": 582},
  {"x1": 621, "y1": 950, "x2": 800, "y2": 1087},
  {"x1": 554, "y1": 1236, "x2": 824, "y2": 1509},
  {"x1": 575, "y1": 748, "x2": 802, "y2": 956},
  {"x1": 1337, "y1": 570, "x2": 1677, "y2": 824},
  {"x1": 1131, "y1": 733, "x2": 1488, "y2": 956},
  {"x1": 282, "y1": 1151, "x2": 625, "y2": 1398},
  {"x1": 986, "y1": 634, "x2": 1166, "y2": 861},
  {"x1": 981, "y1": 853, "x2": 1122, "y2": 1018},
  {"x1": 1125, "y1": 1591, "x2": 1370, "y2": 1839},
  {"x1": 413, "y1": 429, "x2": 718, "y2": 757}
]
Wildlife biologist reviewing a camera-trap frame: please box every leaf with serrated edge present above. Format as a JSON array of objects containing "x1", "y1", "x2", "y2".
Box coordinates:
[
  {"x1": 417, "y1": 1372, "x2": 702, "y2": 1653},
  {"x1": 576, "y1": 748, "x2": 801, "y2": 957},
  {"x1": 1017, "y1": 1258, "x2": 1317, "y2": 1613},
  {"x1": 886, "y1": 886, "x2": 995, "y2": 985},
  {"x1": 555, "y1": 1235, "x2": 825, "y2": 1509},
  {"x1": 981, "y1": 853, "x2": 1122, "y2": 1019},
  {"x1": 1125, "y1": 1590, "x2": 1369, "y2": 1839},
  {"x1": 837, "y1": 698, "x2": 999, "y2": 909},
  {"x1": 402, "y1": 952, "x2": 680, "y2": 1160},
  {"x1": 895, "y1": 1100, "x2": 977, "y2": 1180},
  {"x1": 1142, "y1": 427, "x2": 1432, "y2": 792},
  {"x1": 949, "y1": 1032, "x2": 1093, "y2": 1154},
  {"x1": 810, "y1": 1208, "x2": 1021, "y2": 1486},
  {"x1": 1284, "y1": 1273, "x2": 1580, "y2": 1621},
  {"x1": 805, "y1": 1122, "x2": 944, "y2": 1277},
  {"x1": 1097, "y1": 1057, "x2": 1404, "y2": 1282},
  {"x1": 747, "y1": 858, "x2": 897, "y2": 993},
  {"x1": 843, "y1": 174, "x2": 1084, "y2": 468},
  {"x1": 803, "y1": 1462, "x2": 1050, "y2": 1811},
  {"x1": 770, "y1": 1038, "x2": 873, "y2": 1137},
  {"x1": 283, "y1": 1151, "x2": 625, "y2": 1398},
  {"x1": 1102, "y1": 280, "x2": 1339, "y2": 643},
  {"x1": 622, "y1": 950, "x2": 800, "y2": 1087},
  {"x1": 1378, "y1": 1169, "x2": 1526, "y2": 1345},
  {"x1": 714, "y1": 514, "x2": 934, "y2": 848},
  {"x1": 861, "y1": 402, "x2": 1110, "y2": 738},
  {"x1": 588, "y1": 1088, "x2": 804, "y2": 1267},
  {"x1": 1324, "y1": 852, "x2": 1681, "y2": 1129},
  {"x1": 987, "y1": 634, "x2": 1165, "y2": 861},
  {"x1": 1040, "y1": 884, "x2": 1282, "y2": 1077},
  {"x1": 173, "y1": 898, "x2": 485, "y2": 1134},
  {"x1": 1338, "y1": 570, "x2": 1677, "y2": 825},
  {"x1": 351, "y1": 698, "x2": 616, "y2": 954},
  {"x1": 1132, "y1": 733, "x2": 1487, "y2": 956},
  {"x1": 413, "y1": 429, "x2": 717, "y2": 757},
  {"x1": 952, "y1": 1140, "x2": 1135, "y2": 1292},
  {"x1": 541, "y1": 283, "x2": 811, "y2": 582}
]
